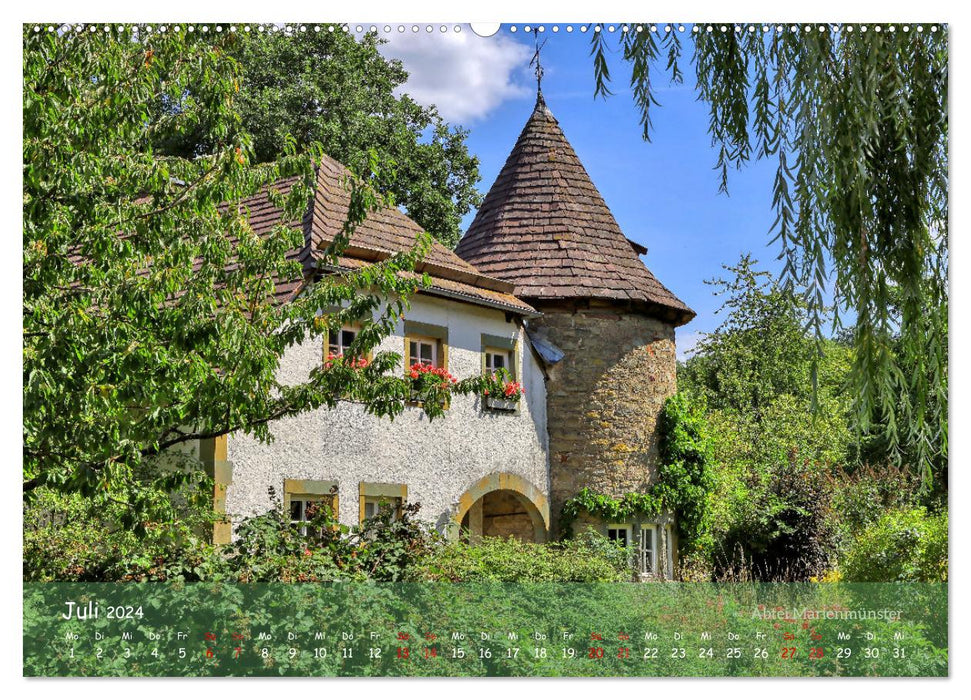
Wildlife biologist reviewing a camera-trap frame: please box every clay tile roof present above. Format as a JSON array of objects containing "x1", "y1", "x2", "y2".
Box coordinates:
[
  {"x1": 232, "y1": 154, "x2": 535, "y2": 314},
  {"x1": 455, "y1": 94, "x2": 694, "y2": 326}
]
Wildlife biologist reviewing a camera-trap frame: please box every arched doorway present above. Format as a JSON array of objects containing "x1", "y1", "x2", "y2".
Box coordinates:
[{"x1": 451, "y1": 472, "x2": 549, "y2": 543}]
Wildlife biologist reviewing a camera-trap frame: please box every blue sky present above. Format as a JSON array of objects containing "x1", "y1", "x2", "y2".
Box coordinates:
[{"x1": 379, "y1": 26, "x2": 786, "y2": 357}]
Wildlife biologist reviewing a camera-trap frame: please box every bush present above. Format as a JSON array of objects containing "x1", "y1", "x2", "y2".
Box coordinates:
[
  {"x1": 26, "y1": 487, "x2": 440, "y2": 584},
  {"x1": 411, "y1": 531, "x2": 632, "y2": 582},
  {"x1": 211, "y1": 490, "x2": 441, "y2": 582},
  {"x1": 222, "y1": 489, "x2": 351, "y2": 583},
  {"x1": 840, "y1": 507, "x2": 948, "y2": 582},
  {"x1": 23, "y1": 488, "x2": 225, "y2": 582},
  {"x1": 712, "y1": 452, "x2": 837, "y2": 582},
  {"x1": 354, "y1": 501, "x2": 444, "y2": 581},
  {"x1": 826, "y1": 463, "x2": 923, "y2": 552}
]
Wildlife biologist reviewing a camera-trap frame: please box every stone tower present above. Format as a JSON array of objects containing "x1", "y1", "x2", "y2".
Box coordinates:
[{"x1": 455, "y1": 94, "x2": 695, "y2": 535}]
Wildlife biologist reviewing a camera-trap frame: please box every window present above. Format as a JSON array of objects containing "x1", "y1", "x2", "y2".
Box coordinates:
[
  {"x1": 327, "y1": 326, "x2": 357, "y2": 357},
  {"x1": 403, "y1": 321, "x2": 448, "y2": 372},
  {"x1": 481, "y1": 334, "x2": 520, "y2": 411},
  {"x1": 359, "y1": 482, "x2": 408, "y2": 524},
  {"x1": 639, "y1": 525, "x2": 657, "y2": 576},
  {"x1": 481, "y1": 334, "x2": 517, "y2": 380},
  {"x1": 363, "y1": 496, "x2": 402, "y2": 520},
  {"x1": 607, "y1": 524, "x2": 632, "y2": 548},
  {"x1": 403, "y1": 322, "x2": 449, "y2": 405},
  {"x1": 484, "y1": 348, "x2": 511, "y2": 374},
  {"x1": 408, "y1": 336, "x2": 438, "y2": 367},
  {"x1": 289, "y1": 497, "x2": 323, "y2": 537},
  {"x1": 283, "y1": 480, "x2": 338, "y2": 537}
]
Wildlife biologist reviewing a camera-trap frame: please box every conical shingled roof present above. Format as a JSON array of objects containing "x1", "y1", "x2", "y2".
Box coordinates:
[{"x1": 455, "y1": 94, "x2": 694, "y2": 326}]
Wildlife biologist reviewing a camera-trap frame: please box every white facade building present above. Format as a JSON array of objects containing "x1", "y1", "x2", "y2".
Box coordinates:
[
  {"x1": 203, "y1": 154, "x2": 554, "y2": 544},
  {"x1": 199, "y1": 94, "x2": 694, "y2": 579},
  {"x1": 224, "y1": 293, "x2": 551, "y2": 540}
]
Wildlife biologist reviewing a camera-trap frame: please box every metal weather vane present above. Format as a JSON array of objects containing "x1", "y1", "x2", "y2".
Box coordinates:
[{"x1": 530, "y1": 28, "x2": 547, "y2": 97}]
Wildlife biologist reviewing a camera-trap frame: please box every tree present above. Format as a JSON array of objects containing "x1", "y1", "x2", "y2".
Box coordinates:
[
  {"x1": 681, "y1": 255, "x2": 855, "y2": 456},
  {"x1": 680, "y1": 256, "x2": 852, "y2": 580},
  {"x1": 23, "y1": 25, "x2": 493, "y2": 526},
  {"x1": 679, "y1": 255, "x2": 815, "y2": 421},
  {"x1": 593, "y1": 23, "x2": 948, "y2": 485},
  {"x1": 153, "y1": 28, "x2": 481, "y2": 248}
]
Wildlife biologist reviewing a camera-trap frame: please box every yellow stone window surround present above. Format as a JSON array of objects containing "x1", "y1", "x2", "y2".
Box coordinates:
[{"x1": 283, "y1": 479, "x2": 339, "y2": 534}]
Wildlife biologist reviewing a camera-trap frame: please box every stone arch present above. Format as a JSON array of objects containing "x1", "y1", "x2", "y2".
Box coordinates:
[{"x1": 451, "y1": 472, "x2": 550, "y2": 543}]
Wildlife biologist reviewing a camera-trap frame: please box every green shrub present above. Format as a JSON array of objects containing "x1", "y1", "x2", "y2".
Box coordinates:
[
  {"x1": 711, "y1": 449, "x2": 837, "y2": 582},
  {"x1": 222, "y1": 489, "x2": 351, "y2": 583},
  {"x1": 26, "y1": 487, "x2": 444, "y2": 584},
  {"x1": 216, "y1": 490, "x2": 441, "y2": 582},
  {"x1": 411, "y1": 531, "x2": 631, "y2": 583},
  {"x1": 23, "y1": 487, "x2": 225, "y2": 582},
  {"x1": 840, "y1": 507, "x2": 948, "y2": 582},
  {"x1": 656, "y1": 391, "x2": 715, "y2": 556},
  {"x1": 353, "y1": 501, "x2": 444, "y2": 581}
]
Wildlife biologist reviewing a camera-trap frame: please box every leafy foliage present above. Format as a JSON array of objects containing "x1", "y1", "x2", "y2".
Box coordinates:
[
  {"x1": 677, "y1": 256, "x2": 947, "y2": 582},
  {"x1": 24, "y1": 486, "x2": 225, "y2": 583},
  {"x1": 25, "y1": 489, "x2": 626, "y2": 584},
  {"x1": 153, "y1": 27, "x2": 481, "y2": 247},
  {"x1": 713, "y1": 454, "x2": 837, "y2": 582},
  {"x1": 827, "y1": 462, "x2": 925, "y2": 546},
  {"x1": 655, "y1": 391, "x2": 715, "y2": 556},
  {"x1": 412, "y1": 531, "x2": 632, "y2": 583},
  {"x1": 840, "y1": 508, "x2": 948, "y2": 583},
  {"x1": 679, "y1": 256, "x2": 907, "y2": 581},
  {"x1": 594, "y1": 24, "x2": 948, "y2": 484},
  {"x1": 225, "y1": 490, "x2": 440, "y2": 583},
  {"x1": 560, "y1": 488, "x2": 664, "y2": 533},
  {"x1": 22, "y1": 25, "x2": 489, "y2": 526},
  {"x1": 679, "y1": 256, "x2": 816, "y2": 418}
]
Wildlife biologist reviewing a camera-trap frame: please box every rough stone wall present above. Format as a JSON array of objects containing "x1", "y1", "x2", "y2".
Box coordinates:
[
  {"x1": 530, "y1": 305, "x2": 677, "y2": 534},
  {"x1": 481, "y1": 491, "x2": 536, "y2": 541},
  {"x1": 224, "y1": 295, "x2": 550, "y2": 535}
]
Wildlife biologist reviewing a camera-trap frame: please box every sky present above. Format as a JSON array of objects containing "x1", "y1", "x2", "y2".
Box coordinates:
[{"x1": 376, "y1": 25, "x2": 785, "y2": 358}]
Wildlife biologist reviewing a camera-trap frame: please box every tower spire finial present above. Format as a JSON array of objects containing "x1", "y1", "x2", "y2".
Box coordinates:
[{"x1": 529, "y1": 28, "x2": 547, "y2": 101}]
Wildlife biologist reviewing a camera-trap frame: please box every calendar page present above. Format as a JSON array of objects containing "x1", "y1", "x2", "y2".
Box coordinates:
[
  {"x1": 22, "y1": 20, "x2": 949, "y2": 679},
  {"x1": 24, "y1": 583, "x2": 947, "y2": 676}
]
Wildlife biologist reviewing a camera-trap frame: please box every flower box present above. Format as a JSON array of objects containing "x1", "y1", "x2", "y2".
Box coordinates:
[
  {"x1": 485, "y1": 396, "x2": 518, "y2": 412},
  {"x1": 407, "y1": 362, "x2": 457, "y2": 405}
]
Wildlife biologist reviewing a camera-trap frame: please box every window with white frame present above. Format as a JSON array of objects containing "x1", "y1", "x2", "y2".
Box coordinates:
[
  {"x1": 607, "y1": 524, "x2": 632, "y2": 548},
  {"x1": 363, "y1": 496, "x2": 402, "y2": 521},
  {"x1": 288, "y1": 496, "x2": 332, "y2": 537},
  {"x1": 408, "y1": 336, "x2": 438, "y2": 367},
  {"x1": 639, "y1": 524, "x2": 657, "y2": 576},
  {"x1": 328, "y1": 326, "x2": 357, "y2": 357},
  {"x1": 484, "y1": 348, "x2": 511, "y2": 375},
  {"x1": 284, "y1": 480, "x2": 337, "y2": 538}
]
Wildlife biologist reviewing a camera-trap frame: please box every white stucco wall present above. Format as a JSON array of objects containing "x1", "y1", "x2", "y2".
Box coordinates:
[{"x1": 224, "y1": 293, "x2": 550, "y2": 534}]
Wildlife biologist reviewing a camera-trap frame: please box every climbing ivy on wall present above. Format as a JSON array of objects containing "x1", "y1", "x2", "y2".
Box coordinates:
[
  {"x1": 560, "y1": 393, "x2": 714, "y2": 557},
  {"x1": 655, "y1": 391, "x2": 715, "y2": 556}
]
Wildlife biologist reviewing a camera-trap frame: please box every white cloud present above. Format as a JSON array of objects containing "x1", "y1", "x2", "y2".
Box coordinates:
[
  {"x1": 378, "y1": 28, "x2": 532, "y2": 124},
  {"x1": 676, "y1": 330, "x2": 707, "y2": 362}
]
